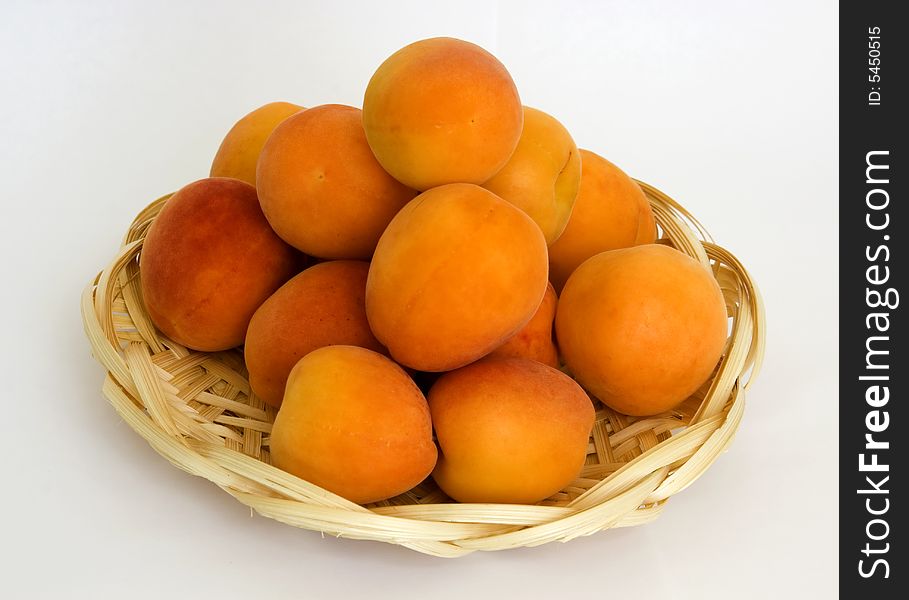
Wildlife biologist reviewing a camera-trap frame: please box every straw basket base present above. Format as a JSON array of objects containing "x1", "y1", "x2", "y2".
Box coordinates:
[{"x1": 81, "y1": 181, "x2": 765, "y2": 557}]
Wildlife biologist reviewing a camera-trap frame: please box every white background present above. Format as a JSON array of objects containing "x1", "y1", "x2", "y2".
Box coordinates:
[{"x1": 1, "y1": 1, "x2": 837, "y2": 598}]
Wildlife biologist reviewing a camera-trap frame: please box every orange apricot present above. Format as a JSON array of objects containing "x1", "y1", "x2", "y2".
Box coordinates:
[
  {"x1": 365, "y1": 183, "x2": 548, "y2": 371},
  {"x1": 244, "y1": 261, "x2": 385, "y2": 408},
  {"x1": 482, "y1": 106, "x2": 581, "y2": 244},
  {"x1": 634, "y1": 194, "x2": 658, "y2": 245},
  {"x1": 429, "y1": 357, "x2": 594, "y2": 504},
  {"x1": 256, "y1": 104, "x2": 417, "y2": 259},
  {"x1": 555, "y1": 244, "x2": 728, "y2": 416},
  {"x1": 362, "y1": 37, "x2": 523, "y2": 190},
  {"x1": 210, "y1": 102, "x2": 303, "y2": 186},
  {"x1": 487, "y1": 282, "x2": 559, "y2": 368},
  {"x1": 548, "y1": 150, "x2": 657, "y2": 291},
  {"x1": 271, "y1": 346, "x2": 437, "y2": 504},
  {"x1": 140, "y1": 178, "x2": 298, "y2": 351}
]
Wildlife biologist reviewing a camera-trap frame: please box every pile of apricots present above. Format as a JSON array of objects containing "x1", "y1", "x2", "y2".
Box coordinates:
[{"x1": 140, "y1": 37, "x2": 729, "y2": 505}]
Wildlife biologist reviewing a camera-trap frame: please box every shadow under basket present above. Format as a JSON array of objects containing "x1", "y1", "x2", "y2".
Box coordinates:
[{"x1": 81, "y1": 180, "x2": 766, "y2": 558}]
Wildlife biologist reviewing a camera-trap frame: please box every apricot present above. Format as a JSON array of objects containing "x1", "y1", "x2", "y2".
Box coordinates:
[
  {"x1": 555, "y1": 244, "x2": 728, "y2": 416},
  {"x1": 429, "y1": 357, "x2": 594, "y2": 504},
  {"x1": 140, "y1": 178, "x2": 298, "y2": 351},
  {"x1": 244, "y1": 261, "x2": 385, "y2": 408},
  {"x1": 271, "y1": 346, "x2": 437, "y2": 504},
  {"x1": 548, "y1": 150, "x2": 657, "y2": 291},
  {"x1": 366, "y1": 183, "x2": 548, "y2": 372},
  {"x1": 256, "y1": 104, "x2": 417, "y2": 259},
  {"x1": 487, "y1": 282, "x2": 559, "y2": 368},
  {"x1": 362, "y1": 37, "x2": 523, "y2": 190},
  {"x1": 210, "y1": 102, "x2": 303, "y2": 186},
  {"x1": 634, "y1": 197, "x2": 658, "y2": 245},
  {"x1": 482, "y1": 106, "x2": 581, "y2": 245}
]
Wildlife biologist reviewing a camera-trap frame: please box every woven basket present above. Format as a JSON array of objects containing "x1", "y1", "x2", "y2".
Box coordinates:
[{"x1": 81, "y1": 180, "x2": 765, "y2": 558}]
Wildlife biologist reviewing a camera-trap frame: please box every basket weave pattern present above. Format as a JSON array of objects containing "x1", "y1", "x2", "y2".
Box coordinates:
[{"x1": 81, "y1": 181, "x2": 765, "y2": 557}]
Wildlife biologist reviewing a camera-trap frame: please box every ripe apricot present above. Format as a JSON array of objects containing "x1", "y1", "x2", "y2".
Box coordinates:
[
  {"x1": 210, "y1": 102, "x2": 303, "y2": 186},
  {"x1": 271, "y1": 346, "x2": 437, "y2": 504},
  {"x1": 634, "y1": 197, "x2": 658, "y2": 245},
  {"x1": 244, "y1": 261, "x2": 385, "y2": 408},
  {"x1": 555, "y1": 244, "x2": 728, "y2": 416},
  {"x1": 366, "y1": 183, "x2": 548, "y2": 371},
  {"x1": 482, "y1": 106, "x2": 581, "y2": 245},
  {"x1": 362, "y1": 37, "x2": 523, "y2": 190},
  {"x1": 487, "y1": 282, "x2": 559, "y2": 368},
  {"x1": 140, "y1": 178, "x2": 298, "y2": 351},
  {"x1": 257, "y1": 104, "x2": 417, "y2": 259},
  {"x1": 429, "y1": 357, "x2": 594, "y2": 504},
  {"x1": 548, "y1": 150, "x2": 657, "y2": 291}
]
